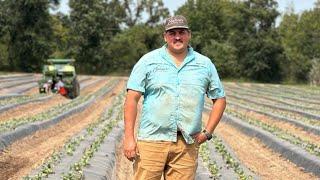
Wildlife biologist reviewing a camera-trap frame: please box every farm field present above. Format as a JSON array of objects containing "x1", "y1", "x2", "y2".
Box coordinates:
[{"x1": 0, "y1": 73, "x2": 319, "y2": 179}]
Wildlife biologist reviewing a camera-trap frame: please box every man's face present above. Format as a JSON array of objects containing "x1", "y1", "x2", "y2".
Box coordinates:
[{"x1": 164, "y1": 28, "x2": 191, "y2": 54}]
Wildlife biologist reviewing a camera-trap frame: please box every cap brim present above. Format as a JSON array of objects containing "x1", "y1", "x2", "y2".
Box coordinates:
[{"x1": 165, "y1": 26, "x2": 189, "y2": 31}]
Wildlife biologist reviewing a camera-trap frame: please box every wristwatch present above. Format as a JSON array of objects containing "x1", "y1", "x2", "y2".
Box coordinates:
[{"x1": 202, "y1": 129, "x2": 213, "y2": 140}]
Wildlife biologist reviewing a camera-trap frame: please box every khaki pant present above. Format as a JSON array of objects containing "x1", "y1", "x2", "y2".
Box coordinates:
[{"x1": 133, "y1": 135, "x2": 199, "y2": 180}]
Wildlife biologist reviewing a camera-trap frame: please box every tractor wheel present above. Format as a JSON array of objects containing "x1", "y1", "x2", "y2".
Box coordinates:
[
  {"x1": 68, "y1": 78, "x2": 80, "y2": 99},
  {"x1": 75, "y1": 79, "x2": 80, "y2": 97}
]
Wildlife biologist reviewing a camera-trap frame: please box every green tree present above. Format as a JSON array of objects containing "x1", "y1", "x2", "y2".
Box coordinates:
[
  {"x1": 176, "y1": 0, "x2": 239, "y2": 77},
  {"x1": 3, "y1": 0, "x2": 59, "y2": 72},
  {"x1": 236, "y1": 0, "x2": 283, "y2": 82},
  {"x1": 278, "y1": 9, "x2": 305, "y2": 82},
  {"x1": 106, "y1": 24, "x2": 163, "y2": 72},
  {"x1": 298, "y1": 7, "x2": 320, "y2": 62},
  {"x1": 177, "y1": 0, "x2": 283, "y2": 82},
  {"x1": 279, "y1": 0, "x2": 320, "y2": 82},
  {"x1": 202, "y1": 41, "x2": 238, "y2": 78},
  {"x1": 0, "y1": 1, "x2": 7, "y2": 38},
  {"x1": 50, "y1": 13, "x2": 71, "y2": 58},
  {"x1": 176, "y1": 0, "x2": 226, "y2": 51},
  {"x1": 0, "y1": 1, "x2": 8, "y2": 70},
  {"x1": 69, "y1": 0, "x2": 125, "y2": 74},
  {"x1": 123, "y1": 0, "x2": 169, "y2": 27},
  {"x1": 309, "y1": 58, "x2": 320, "y2": 85}
]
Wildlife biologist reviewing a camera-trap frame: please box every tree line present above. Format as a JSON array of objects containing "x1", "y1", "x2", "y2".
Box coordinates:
[{"x1": 0, "y1": 0, "x2": 319, "y2": 84}]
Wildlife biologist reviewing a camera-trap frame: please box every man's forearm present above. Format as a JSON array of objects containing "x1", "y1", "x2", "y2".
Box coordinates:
[
  {"x1": 124, "y1": 99, "x2": 138, "y2": 139},
  {"x1": 205, "y1": 97, "x2": 226, "y2": 134}
]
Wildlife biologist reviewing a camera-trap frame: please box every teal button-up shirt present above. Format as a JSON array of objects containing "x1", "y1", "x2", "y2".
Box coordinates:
[{"x1": 127, "y1": 45, "x2": 225, "y2": 144}]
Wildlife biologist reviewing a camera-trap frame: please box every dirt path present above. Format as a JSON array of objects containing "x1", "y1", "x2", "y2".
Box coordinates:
[
  {"x1": 0, "y1": 80, "x2": 125, "y2": 180},
  {"x1": 114, "y1": 98, "x2": 143, "y2": 180},
  {"x1": 115, "y1": 142, "x2": 134, "y2": 180},
  {"x1": 203, "y1": 110, "x2": 318, "y2": 179},
  {"x1": 0, "y1": 78, "x2": 109, "y2": 122}
]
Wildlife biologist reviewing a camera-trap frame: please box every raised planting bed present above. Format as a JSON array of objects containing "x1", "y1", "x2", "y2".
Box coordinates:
[
  {"x1": 0, "y1": 80, "x2": 120, "y2": 151},
  {"x1": 226, "y1": 102, "x2": 320, "y2": 136},
  {"x1": 227, "y1": 94, "x2": 320, "y2": 120},
  {"x1": 222, "y1": 113, "x2": 320, "y2": 176},
  {"x1": 225, "y1": 86, "x2": 320, "y2": 111},
  {"x1": 26, "y1": 92, "x2": 125, "y2": 179},
  {"x1": 0, "y1": 77, "x2": 103, "y2": 114},
  {"x1": 225, "y1": 97, "x2": 320, "y2": 126}
]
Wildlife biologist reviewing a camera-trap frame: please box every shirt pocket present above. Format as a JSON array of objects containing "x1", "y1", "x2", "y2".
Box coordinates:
[
  {"x1": 147, "y1": 63, "x2": 174, "y2": 84},
  {"x1": 181, "y1": 72, "x2": 207, "y2": 88},
  {"x1": 180, "y1": 63, "x2": 208, "y2": 87}
]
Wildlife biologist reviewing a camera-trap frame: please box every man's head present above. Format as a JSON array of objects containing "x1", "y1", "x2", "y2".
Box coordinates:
[{"x1": 163, "y1": 15, "x2": 191, "y2": 55}]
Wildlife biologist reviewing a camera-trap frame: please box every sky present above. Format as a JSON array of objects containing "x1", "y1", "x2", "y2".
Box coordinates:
[{"x1": 55, "y1": 0, "x2": 317, "y2": 16}]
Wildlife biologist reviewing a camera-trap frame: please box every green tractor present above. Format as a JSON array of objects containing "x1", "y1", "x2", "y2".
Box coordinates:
[{"x1": 38, "y1": 59, "x2": 80, "y2": 99}]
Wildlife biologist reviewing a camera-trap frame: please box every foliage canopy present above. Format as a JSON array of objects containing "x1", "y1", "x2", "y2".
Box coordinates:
[{"x1": 0, "y1": 0, "x2": 319, "y2": 84}]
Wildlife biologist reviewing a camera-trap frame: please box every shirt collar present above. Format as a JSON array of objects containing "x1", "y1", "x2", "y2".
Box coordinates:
[{"x1": 160, "y1": 44, "x2": 195, "y2": 69}]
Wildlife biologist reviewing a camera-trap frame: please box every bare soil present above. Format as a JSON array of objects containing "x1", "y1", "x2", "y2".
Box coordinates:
[
  {"x1": 0, "y1": 79, "x2": 125, "y2": 180},
  {"x1": 230, "y1": 107, "x2": 320, "y2": 147},
  {"x1": 115, "y1": 141, "x2": 134, "y2": 180},
  {"x1": 0, "y1": 78, "x2": 109, "y2": 122},
  {"x1": 202, "y1": 110, "x2": 318, "y2": 179},
  {"x1": 0, "y1": 95, "x2": 68, "y2": 122}
]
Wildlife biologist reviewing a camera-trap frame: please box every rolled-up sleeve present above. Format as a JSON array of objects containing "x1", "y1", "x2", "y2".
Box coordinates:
[
  {"x1": 127, "y1": 58, "x2": 147, "y2": 93},
  {"x1": 207, "y1": 62, "x2": 225, "y2": 99}
]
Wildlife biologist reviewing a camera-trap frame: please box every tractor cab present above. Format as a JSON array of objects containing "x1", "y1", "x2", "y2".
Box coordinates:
[{"x1": 38, "y1": 59, "x2": 80, "y2": 99}]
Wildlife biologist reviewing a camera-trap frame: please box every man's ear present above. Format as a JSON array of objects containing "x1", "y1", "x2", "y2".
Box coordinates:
[{"x1": 163, "y1": 32, "x2": 167, "y2": 43}]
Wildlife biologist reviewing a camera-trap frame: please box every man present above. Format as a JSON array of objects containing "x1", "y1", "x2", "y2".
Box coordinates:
[
  {"x1": 43, "y1": 79, "x2": 52, "y2": 94},
  {"x1": 124, "y1": 15, "x2": 226, "y2": 180},
  {"x1": 55, "y1": 77, "x2": 68, "y2": 96},
  {"x1": 54, "y1": 76, "x2": 64, "y2": 92}
]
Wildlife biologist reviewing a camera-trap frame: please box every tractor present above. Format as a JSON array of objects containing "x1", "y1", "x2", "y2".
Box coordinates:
[{"x1": 38, "y1": 59, "x2": 80, "y2": 99}]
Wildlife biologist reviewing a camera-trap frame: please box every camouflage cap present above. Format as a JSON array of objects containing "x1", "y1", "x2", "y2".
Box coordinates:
[{"x1": 164, "y1": 15, "x2": 189, "y2": 31}]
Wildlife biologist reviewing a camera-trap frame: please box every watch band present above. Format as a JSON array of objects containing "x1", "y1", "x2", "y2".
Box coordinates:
[{"x1": 202, "y1": 129, "x2": 213, "y2": 140}]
